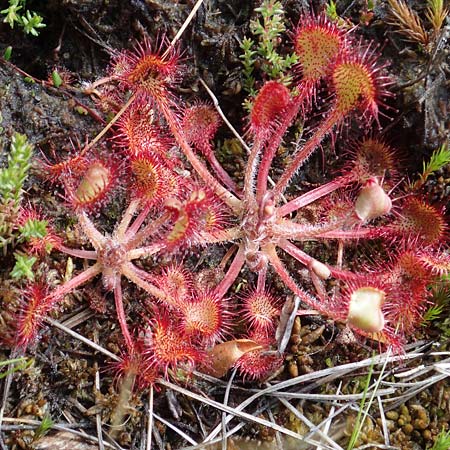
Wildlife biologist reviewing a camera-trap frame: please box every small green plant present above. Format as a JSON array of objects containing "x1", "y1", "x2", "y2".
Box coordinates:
[
  {"x1": 0, "y1": 356, "x2": 32, "y2": 379},
  {"x1": 240, "y1": 0, "x2": 297, "y2": 97},
  {"x1": 0, "y1": 132, "x2": 33, "y2": 209},
  {"x1": 33, "y1": 414, "x2": 54, "y2": 442},
  {"x1": 413, "y1": 144, "x2": 450, "y2": 190},
  {"x1": 422, "y1": 275, "x2": 450, "y2": 332},
  {"x1": 326, "y1": 1, "x2": 339, "y2": 21},
  {"x1": 428, "y1": 428, "x2": 450, "y2": 450},
  {"x1": 1, "y1": 0, "x2": 46, "y2": 36},
  {"x1": 0, "y1": 133, "x2": 54, "y2": 280},
  {"x1": 388, "y1": 0, "x2": 448, "y2": 50},
  {"x1": 346, "y1": 361, "x2": 374, "y2": 449},
  {"x1": 0, "y1": 132, "x2": 33, "y2": 250},
  {"x1": 421, "y1": 303, "x2": 444, "y2": 325},
  {"x1": 10, "y1": 253, "x2": 37, "y2": 281}
]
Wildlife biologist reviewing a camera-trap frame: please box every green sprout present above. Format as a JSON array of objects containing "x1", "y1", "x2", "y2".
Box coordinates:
[
  {"x1": 19, "y1": 217, "x2": 48, "y2": 241},
  {"x1": 429, "y1": 428, "x2": 450, "y2": 450},
  {"x1": 0, "y1": 132, "x2": 33, "y2": 252},
  {"x1": 51, "y1": 69, "x2": 63, "y2": 88},
  {"x1": 412, "y1": 144, "x2": 450, "y2": 190},
  {"x1": 0, "y1": 357, "x2": 32, "y2": 380},
  {"x1": 1, "y1": 0, "x2": 46, "y2": 36},
  {"x1": 33, "y1": 414, "x2": 54, "y2": 442},
  {"x1": 0, "y1": 132, "x2": 33, "y2": 209},
  {"x1": 422, "y1": 276, "x2": 450, "y2": 333},
  {"x1": 10, "y1": 253, "x2": 37, "y2": 280},
  {"x1": 347, "y1": 361, "x2": 374, "y2": 449},
  {"x1": 326, "y1": 1, "x2": 339, "y2": 21},
  {"x1": 240, "y1": 0, "x2": 297, "y2": 99}
]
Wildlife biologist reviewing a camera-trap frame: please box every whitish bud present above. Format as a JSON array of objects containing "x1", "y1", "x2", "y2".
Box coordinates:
[
  {"x1": 354, "y1": 177, "x2": 392, "y2": 221},
  {"x1": 310, "y1": 260, "x2": 331, "y2": 279},
  {"x1": 347, "y1": 286, "x2": 385, "y2": 333}
]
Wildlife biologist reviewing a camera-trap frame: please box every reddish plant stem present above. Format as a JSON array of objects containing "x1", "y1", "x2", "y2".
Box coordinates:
[
  {"x1": 114, "y1": 277, "x2": 134, "y2": 352},
  {"x1": 121, "y1": 262, "x2": 174, "y2": 307},
  {"x1": 327, "y1": 266, "x2": 365, "y2": 281},
  {"x1": 127, "y1": 243, "x2": 165, "y2": 260},
  {"x1": 213, "y1": 245, "x2": 245, "y2": 299},
  {"x1": 313, "y1": 228, "x2": 378, "y2": 240},
  {"x1": 278, "y1": 239, "x2": 320, "y2": 268},
  {"x1": 244, "y1": 135, "x2": 264, "y2": 202},
  {"x1": 200, "y1": 142, "x2": 239, "y2": 195},
  {"x1": 123, "y1": 202, "x2": 151, "y2": 240},
  {"x1": 277, "y1": 176, "x2": 350, "y2": 217},
  {"x1": 256, "y1": 81, "x2": 314, "y2": 203},
  {"x1": 56, "y1": 245, "x2": 97, "y2": 260},
  {"x1": 116, "y1": 199, "x2": 141, "y2": 240},
  {"x1": 50, "y1": 263, "x2": 102, "y2": 300},
  {"x1": 159, "y1": 101, "x2": 242, "y2": 213},
  {"x1": 256, "y1": 263, "x2": 267, "y2": 293},
  {"x1": 273, "y1": 109, "x2": 342, "y2": 200},
  {"x1": 126, "y1": 212, "x2": 171, "y2": 249},
  {"x1": 77, "y1": 212, "x2": 107, "y2": 250},
  {"x1": 262, "y1": 243, "x2": 322, "y2": 311}
]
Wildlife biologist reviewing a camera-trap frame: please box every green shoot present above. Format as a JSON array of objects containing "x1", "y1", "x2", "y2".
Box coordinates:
[
  {"x1": 413, "y1": 144, "x2": 450, "y2": 190},
  {"x1": 1, "y1": 0, "x2": 46, "y2": 36},
  {"x1": 347, "y1": 360, "x2": 374, "y2": 449},
  {"x1": 422, "y1": 277, "x2": 450, "y2": 334},
  {"x1": 33, "y1": 414, "x2": 54, "y2": 442},
  {"x1": 0, "y1": 132, "x2": 33, "y2": 209},
  {"x1": 51, "y1": 69, "x2": 63, "y2": 88},
  {"x1": 10, "y1": 253, "x2": 37, "y2": 280},
  {"x1": 240, "y1": 37, "x2": 257, "y2": 96},
  {"x1": 429, "y1": 428, "x2": 450, "y2": 450},
  {"x1": 0, "y1": 132, "x2": 33, "y2": 252},
  {"x1": 0, "y1": 357, "x2": 32, "y2": 380},
  {"x1": 240, "y1": 0, "x2": 297, "y2": 99},
  {"x1": 19, "y1": 218, "x2": 49, "y2": 241},
  {"x1": 3, "y1": 46, "x2": 12, "y2": 60},
  {"x1": 326, "y1": 1, "x2": 339, "y2": 21},
  {"x1": 426, "y1": 0, "x2": 448, "y2": 35},
  {"x1": 421, "y1": 304, "x2": 444, "y2": 325}
]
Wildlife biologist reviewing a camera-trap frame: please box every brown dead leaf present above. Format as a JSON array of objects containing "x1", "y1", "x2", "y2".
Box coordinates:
[{"x1": 202, "y1": 339, "x2": 263, "y2": 378}]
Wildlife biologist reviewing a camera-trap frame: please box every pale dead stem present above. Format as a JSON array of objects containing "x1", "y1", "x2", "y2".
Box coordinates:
[{"x1": 0, "y1": 417, "x2": 122, "y2": 450}]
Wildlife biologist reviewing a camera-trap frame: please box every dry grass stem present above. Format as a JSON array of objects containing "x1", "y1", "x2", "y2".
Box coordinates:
[
  {"x1": 388, "y1": 0, "x2": 429, "y2": 45},
  {"x1": 153, "y1": 413, "x2": 198, "y2": 446}
]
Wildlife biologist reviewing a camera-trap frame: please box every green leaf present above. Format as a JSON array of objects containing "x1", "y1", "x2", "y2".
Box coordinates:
[
  {"x1": 3, "y1": 46, "x2": 12, "y2": 60},
  {"x1": 0, "y1": 132, "x2": 33, "y2": 208},
  {"x1": 429, "y1": 428, "x2": 450, "y2": 450},
  {"x1": 10, "y1": 253, "x2": 37, "y2": 280},
  {"x1": 422, "y1": 144, "x2": 450, "y2": 176},
  {"x1": 33, "y1": 414, "x2": 54, "y2": 441},
  {"x1": 51, "y1": 69, "x2": 63, "y2": 87},
  {"x1": 21, "y1": 9, "x2": 46, "y2": 36},
  {"x1": 1, "y1": 0, "x2": 22, "y2": 28},
  {"x1": 0, "y1": 357, "x2": 32, "y2": 380},
  {"x1": 326, "y1": 1, "x2": 339, "y2": 21},
  {"x1": 19, "y1": 218, "x2": 48, "y2": 240}
]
